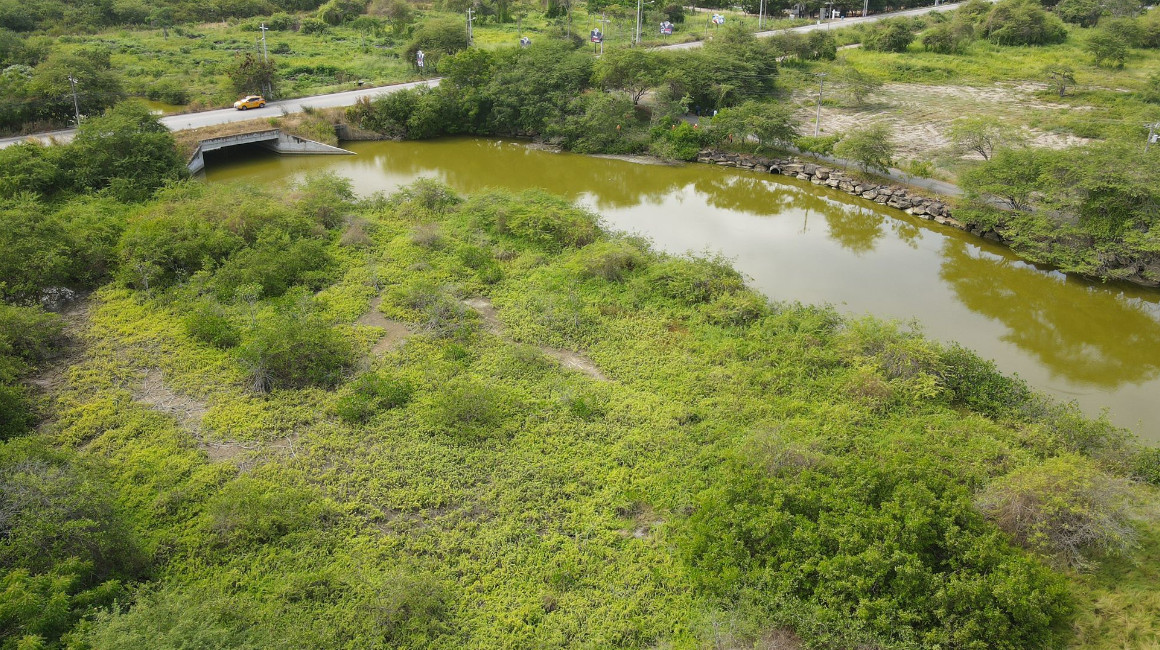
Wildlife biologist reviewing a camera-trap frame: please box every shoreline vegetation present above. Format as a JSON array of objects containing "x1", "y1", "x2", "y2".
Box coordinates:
[{"x1": 1, "y1": 102, "x2": 1159, "y2": 648}]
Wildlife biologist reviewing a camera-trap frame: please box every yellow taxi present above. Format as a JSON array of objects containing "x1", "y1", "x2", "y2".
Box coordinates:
[{"x1": 233, "y1": 95, "x2": 266, "y2": 110}]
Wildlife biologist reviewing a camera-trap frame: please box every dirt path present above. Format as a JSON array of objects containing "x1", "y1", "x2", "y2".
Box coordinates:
[
  {"x1": 462, "y1": 297, "x2": 609, "y2": 382},
  {"x1": 357, "y1": 296, "x2": 413, "y2": 356}
]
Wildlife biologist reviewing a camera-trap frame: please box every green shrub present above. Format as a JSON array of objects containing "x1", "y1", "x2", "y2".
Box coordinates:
[
  {"x1": 458, "y1": 245, "x2": 502, "y2": 284},
  {"x1": 210, "y1": 231, "x2": 333, "y2": 300},
  {"x1": 469, "y1": 190, "x2": 599, "y2": 252},
  {"x1": 680, "y1": 453, "x2": 1074, "y2": 648},
  {"x1": 430, "y1": 377, "x2": 504, "y2": 438},
  {"x1": 238, "y1": 303, "x2": 355, "y2": 392},
  {"x1": 405, "y1": 18, "x2": 468, "y2": 60},
  {"x1": 0, "y1": 382, "x2": 34, "y2": 439},
  {"x1": 1142, "y1": 71, "x2": 1160, "y2": 103},
  {"x1": 646, "y1": 254, "x2": 745, "y2": 304},
  {"x1": 183, "y1": 300, "x2": 240, "y2": 349},
  {"x1": 649, "y1": 121, "x2": 710, "y2": 161},
  {"x1": 938, "y1": 344, "x2": 1033, "y2": 418},
  {"x1": 976, "y1": 454, "x2": 1139, "y2": 569},
  {"x1": 833, "y1": 123, "x2": 895, "y2": 173},
  {"x1": 1087, "y1": 29, "x2": 1129, "y2": 67},
  {"x1": 1056, "y1": 0, "x2": 1102, "y2": 26},
  {"x1": 0, "y1": 303, "x2": 64, "y2": 365},
  {"x1": 300, "y1": 16, "x2": 329, "y2": 33},
  {"x1": 561, "y1": 387, "x2": 606, "y2": 421},
  {"x1": 794, "y1": 134, "x2": 841, "y2": 156},
  {"x1": 0, "y1": 440, "x2": 146, "y2": 643},
  {"x1": 982, "y1": 0, "x2": 1068, "y2": 45},
  {"x1": 335, "y1": 372, "x2": 414, "y2": 423},
  {"x1": 1132, "y1": 447, "x2": 1160, "y2": 485},
  {"x1": 203, "y1": 477, "x2": 336, "y2": 550},
  {"x1": 70, "y1": 101, "x2": 185, "y2": 202},
  {"x1": 922, "y1": 22, "x2": 974, "y2": 52},
  {"x1": 294, "y1": 172, "x2": 354, "y2": 229},
  {"x1": 864, "y1": 20, "x2": 916, "y2": 52},
  {"x1": 571, "y1": 239, "x2": 647, "y2": 282}
]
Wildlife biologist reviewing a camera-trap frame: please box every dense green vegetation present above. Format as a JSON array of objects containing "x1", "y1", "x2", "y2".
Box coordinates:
[{"x1": 2, "y1": 109, "x2": 1159, "y2": 647}]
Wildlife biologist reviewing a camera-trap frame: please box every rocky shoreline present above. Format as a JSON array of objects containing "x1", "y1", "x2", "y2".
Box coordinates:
[
  {"x1": 694, "y1": 149, "x2": 1160, "y2": 288},
  {"x1": 695, "y1": 149, "x2": 977, "y2": 234}
]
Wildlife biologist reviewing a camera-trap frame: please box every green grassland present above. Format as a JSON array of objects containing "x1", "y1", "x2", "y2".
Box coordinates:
[{"x1": 4, "y1": 170, "x2": 1157, "y2": 647}]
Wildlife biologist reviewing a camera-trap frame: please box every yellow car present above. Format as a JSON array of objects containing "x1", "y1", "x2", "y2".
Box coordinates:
[{"x1": 233, "y1": 95, "x2": 266, "y2": 110}]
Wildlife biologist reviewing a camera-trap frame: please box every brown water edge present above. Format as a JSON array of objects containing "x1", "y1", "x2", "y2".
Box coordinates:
[{"x1": 202, "y1": 137, "x2": 1160, "y2": 442}]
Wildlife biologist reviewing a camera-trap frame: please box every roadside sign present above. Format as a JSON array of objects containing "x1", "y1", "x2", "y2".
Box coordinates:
[
  {"x1": 660, "y1": 21, "x2": 673, "y2": 35},
  {"x1": 711, "y1": 14, "x2": 725, "y2": 25},
  {"x1": 591, "y1": 28, "x2": 603, "y2": 43}
]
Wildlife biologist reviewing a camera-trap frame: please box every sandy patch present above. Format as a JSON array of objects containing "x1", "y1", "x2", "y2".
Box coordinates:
[
  {"x1": 795, "y1": 81, "x2": 1095, "y2": 163},
  {"x1": 463, "y1": 297, "x2": 504, "y2": 333},
  {"x1": 358, "y1": 296, "x2": 412, "y2": 355},
  {"x1": 134, "y1": 367, "x2": 209, "y2": 433},
  {"x1": 540, "y1": 347, "x2": 609, "y2": 382}
]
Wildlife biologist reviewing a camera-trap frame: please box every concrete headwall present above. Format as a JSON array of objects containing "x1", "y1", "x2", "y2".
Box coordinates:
[{"x1": 188, "y1": 129, "x2": 353, "y2": 173}]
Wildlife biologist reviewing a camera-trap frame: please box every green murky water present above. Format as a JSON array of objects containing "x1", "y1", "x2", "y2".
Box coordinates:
[{"x1": 203, "y1": 137, "x2": 1160, "y2": 442}]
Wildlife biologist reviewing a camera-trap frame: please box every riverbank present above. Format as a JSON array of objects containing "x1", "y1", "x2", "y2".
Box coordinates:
[{"x1": 691, "y1": 147, "x2": 1160, "y2": 288}]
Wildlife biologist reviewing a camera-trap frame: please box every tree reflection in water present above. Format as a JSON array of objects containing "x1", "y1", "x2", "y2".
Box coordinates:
[{"x1": 939, "y1": 238, "x2": 1160, "y2": 387}]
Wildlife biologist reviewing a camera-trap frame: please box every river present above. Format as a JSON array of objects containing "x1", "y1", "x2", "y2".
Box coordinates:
[{"x1": 202, "y1": 137, "x2": 1160, "y2": 443}]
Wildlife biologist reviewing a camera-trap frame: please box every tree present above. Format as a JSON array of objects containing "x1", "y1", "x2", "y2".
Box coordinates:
[
  {"x1": 710, "y1": 101, "x2": 797, "y2": 151},
  {"x1": 1043, "y1": 64, "x2": 1076, "y2": 97},
  {"x1": 372, "y1": 0, "x2": 414, "y2": 34},
  {"x1": 1055, "y1": 0, "x2": 1102, "y2": 27},
  {"x1": 1087, "y1": 29, "x2": 1129, "y2": 67},
  {"x1": 833, "y1": 122, "x2": 895, "y2": 173},
  {"x1": 70, "y1": 101, "x2": 185, "y2": 202},
  {"x1": 227, "y1": 51, "x2": 277, "y2": 97},
  {"x1": 26, "y1": 49, "x2": 124, "y2": 125},
  {"x1": 947, "y1": 117, "x2": 1023, "y2": 160},
  {"x1": 982, "y1": 0, "x2": 1068, "y2": 45},
  {"x1": 833, "y1": 65, "x2": 882, "y2": 107},
  {"x1": 405, "y1": 18, "x2": 469, "y2": 61},
  {"x1": 864, "y1": 20, "x2": 915, "y2": 52},
  {"x1": 595, "y1": 48, "x2": 659, "y2": 105},
  {"x1": 961, "y1": 146, "x2": 1056, "y2": 210}
]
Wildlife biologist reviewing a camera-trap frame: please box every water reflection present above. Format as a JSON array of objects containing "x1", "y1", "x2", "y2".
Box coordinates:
[{"x1": 940, "y1": 238, "x2": 1160, "y2": 387}]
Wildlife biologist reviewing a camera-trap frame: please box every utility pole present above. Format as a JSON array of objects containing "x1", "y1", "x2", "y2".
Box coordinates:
[
  {"x1": 466, "y1": 7, "x2": 474, "y2": 46},
  {"x1": 813, "y1": 73, "x2": 826, "y2": 137},
  {"x1": 259, "y1": 22, "x2": 268, "y2": 62},
  {"x1": 599, "y1": 12, "x2": 609, "y2": 55},
  {"x1": 758, "y1": 0, "x2": 765, "y2": 30},
  {"x1": 863, "y1": 0, "x2": 869, "y2": 18},
  {"x1": 67, "y1": 74, "x2": 81, "y2": 125},
  {"x1": 635, "y1": 0, "x2": 643, "y2": 46},
  {"x1": 826, "y1": 2, "x2": 833, "y2": 27}
]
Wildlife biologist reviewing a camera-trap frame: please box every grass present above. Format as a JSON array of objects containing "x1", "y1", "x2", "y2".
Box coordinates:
[{"x1": 27, "y1": 177, "x2": 1159, "y2": 647}]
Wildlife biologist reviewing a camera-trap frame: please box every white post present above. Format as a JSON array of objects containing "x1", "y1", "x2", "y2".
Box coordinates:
[
  {"x1": 813, "y1": 73, "x2": 826, "y2": 137},
  {"x1": 259, "y1": 23, "x2": 268, "y2": 62},
  {"x1": 68, "y1": 75, "x2": 80, "y2": 125},
  {"x1": 635, "y1": 0, "x2": 643, "y2": 46}
]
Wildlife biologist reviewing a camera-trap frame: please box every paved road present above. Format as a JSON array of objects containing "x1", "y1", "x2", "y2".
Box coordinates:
[
  {"x1": 0, "y1": 78, "x2": 441, "y2": 149},
  {"x1": 0, "y1": 2, "x2": 971, "y2": 149},
  {"x1": 664, "y1": 0, "x2": 970, "y2": 50}
]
